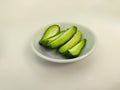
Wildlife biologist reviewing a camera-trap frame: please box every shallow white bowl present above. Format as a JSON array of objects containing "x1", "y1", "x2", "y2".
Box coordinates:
[{"x1": 31, "y1": 22, "x2": 96, "y2": 63}]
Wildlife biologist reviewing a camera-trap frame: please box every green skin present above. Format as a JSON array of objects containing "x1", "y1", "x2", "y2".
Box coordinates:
[
  {"x1": 48, "y1": 26, "x2": 77, "y2": 48},
  {"x1": 59, "y1": 30, "x2": 82, "y2": 54},
  {"x1": 65, "y1": 39, "x2": 87, "y2": 58},
  {"x1": 39, "y1": 25, "x2": 60, "y2": 46}
]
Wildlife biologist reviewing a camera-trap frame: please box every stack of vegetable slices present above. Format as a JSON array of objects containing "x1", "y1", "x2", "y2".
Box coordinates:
[{"x1": 39, "y1": 24, "x2": 87, "y2": 58}]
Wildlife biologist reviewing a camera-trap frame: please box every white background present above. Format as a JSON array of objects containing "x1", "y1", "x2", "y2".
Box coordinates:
[{"x1": 0, "y1": 0, "x2": 120, "y2": 90}]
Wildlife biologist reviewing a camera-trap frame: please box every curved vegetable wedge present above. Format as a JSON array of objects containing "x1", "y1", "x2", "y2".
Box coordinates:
[
  {"x1": 47, "y1": 31, "x2": 65, "y2": 46},
  {"x1": 48, "y1": 26, "x2": 77, "y2": 48},
  {"x1": 59, "y1": 30, "x2": 82, "y2": 54},
  {"x1": 65, "y1": 39, "x2": 87, "y2": 58},
  {"x1": 39, "y1": 25, "x2": 60, "y2": 46}
]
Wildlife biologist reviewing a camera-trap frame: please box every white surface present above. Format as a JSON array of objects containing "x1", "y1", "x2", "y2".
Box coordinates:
[{"x1": 0, "y1": 0, "x2": 120, "y2": 90}]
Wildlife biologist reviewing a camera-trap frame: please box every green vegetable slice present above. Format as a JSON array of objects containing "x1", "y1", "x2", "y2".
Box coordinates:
[
  {"x1": 47, "y1": 31, "x2": 65, "y2": 46},
  {"x1": 59, "y1": 30, "x2": 82, "y2": 54},
  {"x1": 48, "y1": 26, "x2": 77, "y2": 48},
  {"x1": 39, "y1": 25, "x2": 60, "y2": 46},
  {"x1": 65, "y1": 39, "x2": 87, "y2": 58}
]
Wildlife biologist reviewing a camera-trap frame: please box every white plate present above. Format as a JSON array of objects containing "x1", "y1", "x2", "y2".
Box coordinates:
[{"x1": 31, "y1": 22, "x2": 96, "y2": 63}]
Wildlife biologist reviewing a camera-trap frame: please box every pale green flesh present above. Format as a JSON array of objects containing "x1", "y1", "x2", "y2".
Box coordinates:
[
  {"x1": 39, "y1": 25, "x2": 60, "y2": 45},
  {"x1": 67, "y1": 39, "x2": 87, "y2": 57},
  {"x1": 47, "y1": 31, "x2": 65, "y2": 46},
  {"x1": 59, "y1": 30, "x2": 82, "y2": 54},
  {"x1": 48, "y1": 26, "x2": 77, "y2": 48}
]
